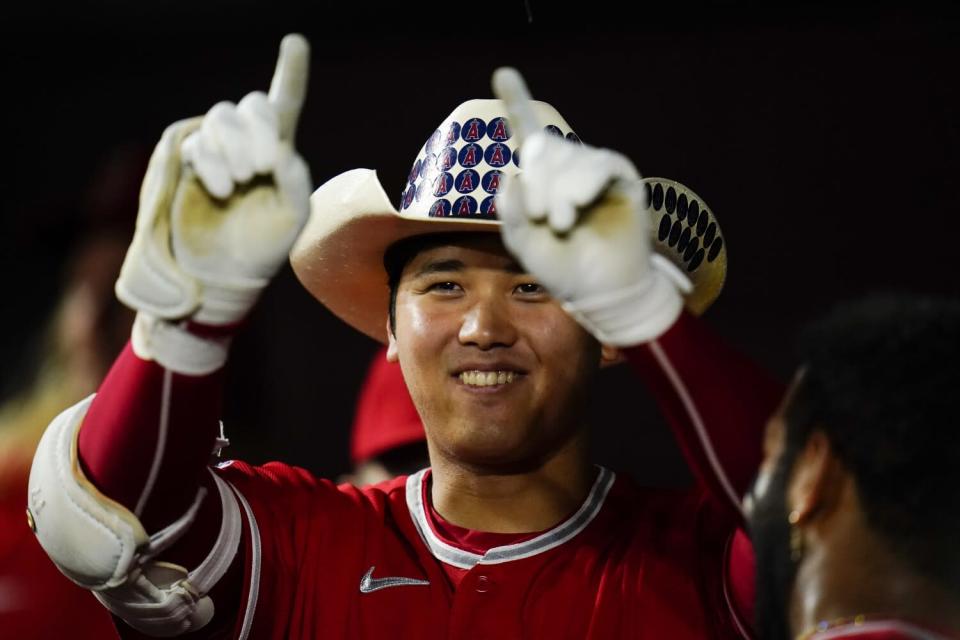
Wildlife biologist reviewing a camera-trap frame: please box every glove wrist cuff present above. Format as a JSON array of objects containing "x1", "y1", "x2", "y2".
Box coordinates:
[
  {"x1": 192, "y1": 276, "x2": 268, "y2": 325},
  {"x1": 131, "y1": 313, "x2": 231, "y2": 375},
  {"x1": 562, "y1": 256, "x2": 692, "y2": 346}
]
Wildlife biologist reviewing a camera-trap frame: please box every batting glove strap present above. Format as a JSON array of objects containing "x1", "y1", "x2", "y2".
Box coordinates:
[
  {"x1": 562, "y1": 255, "x2": 693, "y2": 346},
  {"x1": 95, "y1": 472, "x2": 242, "y2": 637}
]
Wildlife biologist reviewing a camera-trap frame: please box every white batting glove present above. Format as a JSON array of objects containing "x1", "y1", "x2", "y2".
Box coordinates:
[
  {"x1": 116, "y1": 34, "x2": 312, "y2": 330},
  {"x1": 493, "y1": 68, "x2": 691, "y2": 347}
]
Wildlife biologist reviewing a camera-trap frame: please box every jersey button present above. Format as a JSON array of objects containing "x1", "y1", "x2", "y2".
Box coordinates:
[{"x1": 475, "y1": 574, "x2": 492, "y2": 593}]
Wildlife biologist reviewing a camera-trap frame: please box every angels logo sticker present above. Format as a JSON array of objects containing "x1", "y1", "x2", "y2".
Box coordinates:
[
  {"x1": 420, "y1": 153, "x2": 436, "y2": 178},
  {"x1": 455, "y1": 169, "x2": 480, "y2": 194},
  {"x1": 458, "y1": 143, "x2": 483, "y2": 168},
  {"x1": 424, "y1": 129, "x2": 442, "y2": 155},
  {"x1": 461, "y1": 118, "x2": 487, "y2": 142},
  {"x1": 451, "y1": 195, "x2": 478, "y2": 216},
  {"x1": 407, "y1": 159, "x2": 422, "y2": 185},
  {"x1": 487, "y1": 116, "x2": 511, "y2": 142},
  {"x1": 433, "y1": 172, "x2": 453, "y2": 197},
  {"x1": 437, "y1": 147, "x2": 457, "y2": 172},
  {"x1": 480, "y1": 195, "x2": 497, "y2": 216},
  {"x1": 402, "y1": 185, "x2": 416, "y2": 210},
  {"x1": 484, "y1": 143, "x2": 510, "y2": 168},
  {"x1": 428, "y1": 199, "x2": 452, "y2": 217},
  {"x1": 444, "y1": 122, "x2": 461, "y2": 146},
  {"x1": 481, "y1": 170, "x2": 503, "y2": 194}
]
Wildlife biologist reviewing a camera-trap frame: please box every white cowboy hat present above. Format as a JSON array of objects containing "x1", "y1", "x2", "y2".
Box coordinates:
[{"x1": 291, "y1": 98, "x2": 726, "y2": 343}]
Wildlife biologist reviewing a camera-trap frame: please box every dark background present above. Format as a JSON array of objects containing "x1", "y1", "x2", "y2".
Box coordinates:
[{"x1": 2, "y1": 1, "x2": 958, "y2": 484}]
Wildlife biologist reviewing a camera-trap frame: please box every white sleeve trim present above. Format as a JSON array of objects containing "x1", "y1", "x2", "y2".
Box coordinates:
[
  {"x1": 187, "y1": 470, "x2": 242, "y2": 594},
  {"x1": 228, "y1": 481, "x2": 261, "y2": 640}
]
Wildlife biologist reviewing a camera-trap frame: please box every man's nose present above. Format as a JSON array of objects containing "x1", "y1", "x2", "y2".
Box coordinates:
[{"x1": 458, "y1": 294, "x2": 518, "y2": 350}]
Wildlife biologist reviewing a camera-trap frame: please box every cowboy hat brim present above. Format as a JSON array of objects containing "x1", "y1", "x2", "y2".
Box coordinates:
[{"x1": 291, "y1": 168, "x2": 499, "y2": 343}]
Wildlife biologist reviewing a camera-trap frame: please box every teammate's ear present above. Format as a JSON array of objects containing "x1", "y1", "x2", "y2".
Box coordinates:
[
  {"x1": 386, "y1": 319, "x2": 399, "y2": 362},
  {"x1": 787, "y1": 429, "x2": 842, "y2": 524},
  {"x1": 600, "y1": 344, "x2": 623, "y2": 368}
]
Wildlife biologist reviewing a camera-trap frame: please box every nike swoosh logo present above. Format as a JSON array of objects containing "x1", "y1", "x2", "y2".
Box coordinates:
[{"x1": 359, "y1": 566, "x2": 430, "y2": 593}]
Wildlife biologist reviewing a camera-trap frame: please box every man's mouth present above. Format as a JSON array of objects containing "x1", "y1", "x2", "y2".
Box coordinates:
[{"x1": 457, "y1": 370, "x2": 522, "y2": 387}]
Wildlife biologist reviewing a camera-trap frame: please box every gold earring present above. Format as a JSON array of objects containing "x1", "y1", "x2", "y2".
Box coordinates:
[{"x1": 788, "y1": 510, "x2": 804, "y2": 563}]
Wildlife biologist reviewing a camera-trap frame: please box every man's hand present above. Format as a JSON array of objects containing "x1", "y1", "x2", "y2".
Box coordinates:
[
  {"x1": 116, "y1": 34, "x2": 312, "y2": 327},
  {"x1": 493, "y1": 68, "x2": 691, "y2": 346}
]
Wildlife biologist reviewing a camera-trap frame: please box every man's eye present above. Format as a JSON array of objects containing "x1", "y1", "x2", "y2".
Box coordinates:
[
  {"x1": 427, "y1": 281, "x2": 462, "y2": 293},
  {"x1": 515, "y1": 283, "x2": 546, "y2": 295}
]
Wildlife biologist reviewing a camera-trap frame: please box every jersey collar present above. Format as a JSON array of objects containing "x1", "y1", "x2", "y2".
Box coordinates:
[{"x1": 405, "y1": 466, "x2": 616, "y2": 569}]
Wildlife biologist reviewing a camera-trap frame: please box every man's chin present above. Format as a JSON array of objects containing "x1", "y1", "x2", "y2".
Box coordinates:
[
  {"x1": 429, "y1": 412, "x2": 580, "y2": 474},
  {"x1": 439, "y1": 435, "x2": 547, "y2": 474}
]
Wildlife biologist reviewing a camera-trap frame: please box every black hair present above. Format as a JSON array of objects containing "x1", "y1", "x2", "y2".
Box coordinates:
[
  {"x1": 782, "y1": 293, "x2": 960, "y2": 591},
  {"x1": 383, "y1": 232, "x2": 493, "y2": 336}
]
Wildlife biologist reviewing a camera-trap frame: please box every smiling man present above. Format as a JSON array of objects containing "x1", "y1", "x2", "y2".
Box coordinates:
[
  {"x1": 385, "y1": 234, "x2": 606, "y2": 537},
  {"x1": 27, "y1": 36, "x2": 782, "y2": 639}
]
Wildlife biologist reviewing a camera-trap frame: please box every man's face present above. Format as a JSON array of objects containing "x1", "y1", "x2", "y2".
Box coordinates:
[
  {"x1": 744, "y1": 379, "x2": 801, "y2": 640},
  {"x1": 387, "y1": 234, "x2": 603, "y2": 470}
]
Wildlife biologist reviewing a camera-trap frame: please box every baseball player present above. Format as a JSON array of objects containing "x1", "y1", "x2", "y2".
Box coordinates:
[
  {"x1": 745, "y1": 295, "x2": 960, "y2": 640},
  {"x1": 344, "y1": 346, "x2": 428, "y2": 486},
  {"x1": 27, "y1": 35, "x2": 782, "y2": 638}
]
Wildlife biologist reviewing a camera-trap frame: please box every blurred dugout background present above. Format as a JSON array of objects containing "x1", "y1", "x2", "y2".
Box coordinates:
[{"x1": 1, "y1": 0, "x2": 958, "y2": 485}]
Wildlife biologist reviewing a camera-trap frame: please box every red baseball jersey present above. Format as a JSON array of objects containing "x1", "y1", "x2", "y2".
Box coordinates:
[
  {"x1": 73, "y1": 312, "x2": 779, "y2": 639},
  {"x1": 206, "y1": 460, "x2": 745, "y2": 640}
]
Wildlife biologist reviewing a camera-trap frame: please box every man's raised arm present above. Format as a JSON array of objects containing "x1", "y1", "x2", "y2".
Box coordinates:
[
  {"x1": 26, "y1": 34, "x2": 312, "y2": 638},
  {"x1": 491, "y1": 65, "x2": 782, "y2": 517},
  {"x1": 492, "y1": 67, "x2": 779, "y2": 637}
]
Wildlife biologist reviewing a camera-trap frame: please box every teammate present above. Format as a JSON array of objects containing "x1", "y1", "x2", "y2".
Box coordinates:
[
  {"x1": 28, "y1": 35, "x2": 782, "y2": 638},
  {"x1": 746, "y1": 295, "x2": 960, "y2": 640},
  {"x1": 343, "y1": 346, "x2": 428, "y2": 486}
]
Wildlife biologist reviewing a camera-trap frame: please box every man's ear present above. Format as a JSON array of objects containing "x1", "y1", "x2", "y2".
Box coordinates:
[
  {"x1": 385, "y1": 319, "x2": 399, "y2": 362},
  {"x1": 600, "y1": 343, "x2": 624, "y2": 368},
  {"x1": 787, "y1": 430, "x2": 842, "y2": 524}
]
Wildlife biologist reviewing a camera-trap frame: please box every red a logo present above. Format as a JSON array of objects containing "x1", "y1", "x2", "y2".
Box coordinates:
[
  {"x1": 489, "y1": 144, "x2": 505, "y2": 166},
  {"x1": 465, "y1": 120, "x2": 480, "y2": 141}
]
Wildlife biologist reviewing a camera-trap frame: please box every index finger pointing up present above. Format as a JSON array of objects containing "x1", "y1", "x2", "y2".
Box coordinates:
[
  {"x1": 268, "y1": 33, "x2": 310, "y2": 141},
  {"x1": 492, "y1": 67, "x2": 541, "y2": 145}
]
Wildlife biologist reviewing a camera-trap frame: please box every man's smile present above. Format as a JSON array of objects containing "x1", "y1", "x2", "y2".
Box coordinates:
[
  {"x1": 457, "y1": 370, "x2": 523, "y2": 387},
  {"x1": 450, "y1": 358, "x2": 529, "y2": 391}
]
